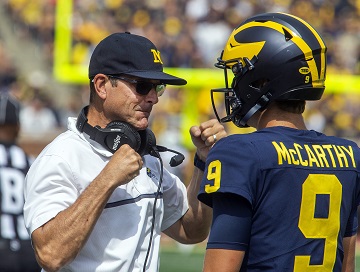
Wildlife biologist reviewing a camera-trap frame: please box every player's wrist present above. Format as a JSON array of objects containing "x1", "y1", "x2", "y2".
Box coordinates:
[{"x1": 194, "y1": 153, "x2": 205, "y2": 171}]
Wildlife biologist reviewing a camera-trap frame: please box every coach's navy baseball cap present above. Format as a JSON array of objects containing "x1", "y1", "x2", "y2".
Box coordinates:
[
  {"x1": 88, "y1": 32, "x2": 187, "y2": 85},
  {"x1": 0, "y1": 93, "x2": 20, "y2": 125}
]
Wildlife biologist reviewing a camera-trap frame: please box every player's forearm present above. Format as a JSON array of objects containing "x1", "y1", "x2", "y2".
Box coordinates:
[
  {"x1": 31, "y1": 174, "x2": 116, "y2": 272},
  {"x1": 203, "y1": 249, "x2": 245, "y2": 272},
  {"x1": 342, "y1": 235, "x2": 356, "y2": 272},
  {"x1": 182, "y1": 167, "x2": 212, "y2": 243}
]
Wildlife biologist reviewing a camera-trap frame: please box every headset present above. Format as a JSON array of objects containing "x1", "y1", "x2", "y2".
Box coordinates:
[{"x1": 76, "y1": 106, "x2": 185, "y2": 166}]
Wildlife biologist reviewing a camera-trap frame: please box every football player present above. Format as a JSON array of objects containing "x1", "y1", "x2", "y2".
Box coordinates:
[{"x1": 198, "y1": 12, "x2": 360, "y2": 272}]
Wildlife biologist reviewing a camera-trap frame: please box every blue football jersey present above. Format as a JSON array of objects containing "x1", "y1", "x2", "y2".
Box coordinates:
[{"x1": 198, "y1": 126, "x2": 360, "y2": 271}]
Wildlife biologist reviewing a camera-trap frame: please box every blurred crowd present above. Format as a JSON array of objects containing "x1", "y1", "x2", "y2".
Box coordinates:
[
  {"x1": 4, "y1": 0, "x2": 360, "y2": 71},
  {"x1": 0, "y1": 0, "x2": 359, "y2": 163}
]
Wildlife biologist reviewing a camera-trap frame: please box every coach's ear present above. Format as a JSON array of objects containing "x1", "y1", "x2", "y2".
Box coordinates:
[{"x1": 92, "y1": 74, "x2": 108, "y2": 99}]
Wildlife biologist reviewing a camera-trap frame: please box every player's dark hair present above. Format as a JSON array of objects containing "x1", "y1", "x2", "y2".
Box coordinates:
[{"x1": 275, "y1": 100, "x2": 306, "y2": 114}]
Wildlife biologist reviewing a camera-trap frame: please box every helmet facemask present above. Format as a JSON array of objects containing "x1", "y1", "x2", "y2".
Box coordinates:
[
  {"x1": 211, "y1": 56, "x2": 241, "y2": 125},
  {"x1": 211, "y1": 54, "x2": 264, "y2": 127}
]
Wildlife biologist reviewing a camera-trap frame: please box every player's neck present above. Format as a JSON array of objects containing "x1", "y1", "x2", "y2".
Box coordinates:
[
  {"x1": 263, "y1": 119, "x2": 306, "y2": 130},
  {"x1": 256, "y1": 108, "x2": 307, "y2": 131}
]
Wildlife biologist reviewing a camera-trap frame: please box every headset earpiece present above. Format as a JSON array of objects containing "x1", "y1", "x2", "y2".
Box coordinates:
[
  {"x1": 76, "y1": 106, "x2": 157, "y2": 155},
  {"x1": 105, "y1": 121, "x2": 142, "y2": 152},
  {"x1": 138, "y1": 129, "x2": 157, "y2": 157}
]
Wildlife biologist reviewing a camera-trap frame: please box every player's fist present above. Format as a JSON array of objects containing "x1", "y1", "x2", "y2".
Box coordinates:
[{"x1": 190, "y1": 119, "x2": 227, "y2": 161}]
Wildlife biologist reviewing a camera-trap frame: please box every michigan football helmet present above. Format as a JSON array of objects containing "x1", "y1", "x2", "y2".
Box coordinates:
[{"x1": 211, "y1": 12, "x2": 327, "y2": 127}]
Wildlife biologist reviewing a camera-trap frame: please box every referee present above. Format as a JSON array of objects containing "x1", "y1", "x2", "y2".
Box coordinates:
[{"x1": 0, "y1": 92, "x2": 40, "y2": 272}]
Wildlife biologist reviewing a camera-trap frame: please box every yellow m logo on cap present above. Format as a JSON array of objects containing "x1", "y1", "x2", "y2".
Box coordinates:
[{"x1": 151, "y1": 49, "x2": 163, "y2": 64}]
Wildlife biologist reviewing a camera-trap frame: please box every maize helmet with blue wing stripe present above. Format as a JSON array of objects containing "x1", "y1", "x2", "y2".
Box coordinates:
[{"x1": 211, "y1": 12, "x2": 327, "y2": 127}]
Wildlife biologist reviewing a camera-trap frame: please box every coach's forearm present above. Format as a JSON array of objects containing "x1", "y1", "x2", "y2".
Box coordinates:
[
  {"x1": 179, "y1": 167, "x2": 212, "y2": 244},
  {"x1": 163, "y1": 166, "x2": 211, "y2": 244},
  {"x1": 185, "y1": 167, "x2": 212, "y2": 241},
  {"x1": 31, "y1": 173, "x2": 116, "y2": 272}
]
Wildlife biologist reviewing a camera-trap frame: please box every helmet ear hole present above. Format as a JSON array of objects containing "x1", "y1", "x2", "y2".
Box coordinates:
[{"x1": 250, "y1": 79, "x2": 269, "y2": 89}]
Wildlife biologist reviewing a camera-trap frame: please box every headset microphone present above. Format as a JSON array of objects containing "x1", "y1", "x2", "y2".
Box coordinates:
[{"x1": 152, "y1": 145, "x2": 185, "y2": 167}]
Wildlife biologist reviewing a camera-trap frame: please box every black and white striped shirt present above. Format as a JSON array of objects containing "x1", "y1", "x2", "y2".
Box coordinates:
[{"x1": 0, "y1": 142, "x2": 41, "y2": 271}]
